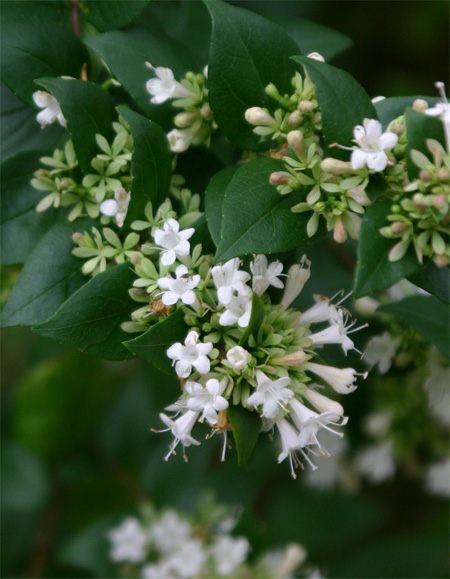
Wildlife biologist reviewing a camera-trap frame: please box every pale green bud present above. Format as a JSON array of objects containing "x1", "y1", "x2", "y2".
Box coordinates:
[{"x1": 412, "y1": 98, "x2": 429, "y2": 112}]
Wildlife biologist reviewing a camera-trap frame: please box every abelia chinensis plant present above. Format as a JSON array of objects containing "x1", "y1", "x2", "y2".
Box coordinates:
[{"x1": 2, "y1": 0, "x2": 448, "y2": 481}]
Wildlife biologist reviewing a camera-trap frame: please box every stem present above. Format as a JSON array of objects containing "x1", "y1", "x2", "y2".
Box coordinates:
[{"x1": 70, "y1": 0, "x2": 80, "y2": 37}]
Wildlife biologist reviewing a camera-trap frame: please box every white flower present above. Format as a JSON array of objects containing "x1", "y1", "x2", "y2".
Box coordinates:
[
  {"x1": 356, "y1": 442, "x2": 396, "y2": 483},
  {"x1": 364, "y1": 332, "x2": 400, "y2": 374},
  {"x1": 100, "y1": 187, "x2": 130, "y2": 227},
  {"x1": 300, "y1": 294, "x2": 340, "y2": 325},
  {"x1": 303, "y1": 388, "x2": 345, "y2": 421},
  {"x1": 425, "y1": 82, "x2": 450, "y2": 150},
  {"x1": 158, "y1": 264, "x2": 200, "y2": 306},
  {"x1": 288, "y1": 398, "x2": 347, "y2": 449},
  {"x1": 307, "y1": 322, "x2": 355, "y2": 355},
  {"x1": 247, "y1": 370, "x2": 293, "y2": 419},
  {"x1": 424, "y1": 358, "x2": 450, "y2": 426},
  {"x1": 150, "y1": 511, "x2": 192, "y2": 554},
  {"x1": 167, "y1": 128, "x2": 196, "y2": 153},
  {"x1": 226, "y1": 346, "x2": 250, "y2": 372},
  {"x1": 305, "y1": 362, "x2": 362, "y2": 394},
  {"x1": 167, "y1": 539, "x2": 207, "y2": 578},
  {"x1": 350, "y1": 119, "x2": 398, "y2": 172},
  {"x1": 153, "y1": 218, "x2": 195, "y2": 266},
  {"x1": 108, "y1": 517, "x2": 148, "y2": 563},
  {"x1": 244, "y1": 107, "x2": 275, "y2": 126},
  {"x1": 167, "y1": 330, "x2": 213, "y2": 378},
  {"x1": 219, "y1": 295, "x2": 252, "y2": 328},
  {"x1": 145, "y1": 62, "x2": 195, "y2": 104},
  {"x1": 425, "y1": 459, "x2": 450, "y2": 497},
  {"x1": 32, "y1": 90, "x2": 66, "y2": 128},
  {"x1": 185, "y1": 378, "x2": 229, "y2": 424},
  {"x1": 211, "y1": 258, "x2": 251, "y2": 305},
  {"x1": 276, "y1": 419, "x2": 316, "y2": 478},
  {"x1": 280, "y1": 256, "x2": 311, "y2": 309},
  {"x1": 142, "y1": 561, "x2": 175, "y2": 579},
  {"x1": 210, "y1": 535, "x2": 250, "y2": 576},
  {"x1": 250, "y1": 254, "x2": 284, "y2": 296},
  {"x1": 304, "y1": 430, "x2": 348, "y2": 489},
  {"x1": 159, "y1": 409, "x2": 201, "y2": 460}
]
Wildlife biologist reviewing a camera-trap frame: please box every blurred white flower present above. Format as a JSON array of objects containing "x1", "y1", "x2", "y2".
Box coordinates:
[
  {"x1": 32, "y1": 90, "x2": 66, "y2": 128},
  {"x1": 167, "y1": 128, "x2": 196, "y2": 153},
  {"x1": 100, "y1": 187, "x2": 130, "y2": 228},
  {"x1": 425, "y1": 459, "x2": 450, "y2": 497},
  {"x1": 356, "y1": 441, "x2": 396, "y2": 483},
  {"x1": 150, "y1": 510, "x2": 192, "y2": 554},
  {"x1": 364, "y1": 332, "x2": 400, "y2": 374},
  {"x1": 210, "y1": 535, "x2": 250, "y2": 576},
  {"x1": 108, "y1": 517, "x2": 148, "y2": 563}
]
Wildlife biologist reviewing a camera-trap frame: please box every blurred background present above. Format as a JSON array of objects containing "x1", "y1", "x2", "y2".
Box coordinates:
[{"x1": 2, "y1": 1, "x2": 449, "y2": 578}]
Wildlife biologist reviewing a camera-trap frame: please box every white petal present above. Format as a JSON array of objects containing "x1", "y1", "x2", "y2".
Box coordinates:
[
  {"x1": 379, "y1": 132, "x2": 398, "y2": 150},
  {"x1": 100, "y1": 199, "x2": 118, "y2": 217},
  {"x1": 367, "y1": 152, "x2": 387, "y2": 172},
  {"x1": 351, "y1": 149, "x2": 368, "y2": 169}
]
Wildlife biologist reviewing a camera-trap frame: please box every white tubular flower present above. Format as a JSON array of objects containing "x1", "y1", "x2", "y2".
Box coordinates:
[
  {"x1": 108, "y1": 517, "x2": 149, "y2": 563},
  {"x1": 280, "y1": 256, "x2": 311, "y2": 309},
  {"x1": 300, "y1": 295, "x2": 340, "y2": 325},
  {"x1": 166, "y1": 330, "x2": 213, "y2": 378},
  {"x1": 167, "y1": 128, "x2": 196, "y2": 153},
  {"x1": 425, "y1": 459, "x2": 450, "y2": 497},
  {"x1": 145, "y1": 62, "x2": 195, "y2": 104},
  {"x1": 210, "y1": 535, "x2": 250, "y2": 576},
  {"x1": 247, "y1": 370, "x2": 293, "y2": 419},
  {"x1": 305, "y1": 362, "x2": 363, "y2": 394},
  {"x1": 226, "y1": 345, "x2": 250, "y2": 372},
  {"x1": 160, "y1": 409, "x2": 201, "y2": 460},
  {"x1": 211, "y1": 258, "x2": 251, "y2": 305},
  {"x1": 219, "y1": 295, "x2": 252, "y2": 328},
  {"x1": 153, "y1": 218, "x2": 195, "y2": 266},
  {"x1": 32, "y1": 90, "x2": 66, "y2": 128},
  {"x1": 250, "y1": 254, "x2": 284, "y2": 296},
  {"x1": 150, "y1": 511, "x2": 192, "y2": 554},
  {"x1": 185, "y1": 378, "x2": 229, "y2": 424},
  {"x1": 100, "y1": 187, "x2": 130, "y2": 228},
  {"x1": 307, "y1": 321, "x2": 355, "y2": 355},
  {"x1": 276, "y1": 419, "x2": 316, "y2": 478},
  {"x1": 356, "y1": 442, "x2": 395, "y2": 483},
  {"x1": 158, "y1": 264, "x2": 200, "y2": 306},
  {"x1": 350, "y1": 119, "x2": 398, "y2": 172},
  {"x1": 303, "y1": 387, "x2": 345, "y2": 421},
  {"x1": 364, "y1": 332, "x2": 400, "y2": 374},
  {"x1": 288, "y1": 398, "x2": 347, "y2": 450},
  {"x1": 244, "y1": 107, "x2": 275, "y2": 126},
  {"x1": 168, "y1": 539, "x2": 207, "y2": 579}
]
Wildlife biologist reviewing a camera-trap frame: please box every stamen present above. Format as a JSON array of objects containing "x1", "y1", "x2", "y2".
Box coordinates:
[{"x1": 435, "y1": 81, "x2": 448, "y2": 103}]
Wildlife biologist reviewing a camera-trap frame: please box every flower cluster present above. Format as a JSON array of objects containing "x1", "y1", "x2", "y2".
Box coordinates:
[{"x1": 108, "y1": 500, "x2": 318, "y2": 579}]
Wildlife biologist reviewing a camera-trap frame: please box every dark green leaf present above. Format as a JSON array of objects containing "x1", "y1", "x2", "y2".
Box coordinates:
[
  {"x1": 408, "y1": 262, "x2": 449, "y2": 304},
  {"x1": 292, "y1": 56, "x2": 377, "y2": 150},
  {"x1": 33, "y1": 263, "x2": 136, "y2": 360},
  {"x1": 374, "y1": 96, "x2": 439, "y2": 128},
  {"x1": 190, "y1": 214, "x2": 216, "y2": 257},
  {"x1": 1, "y1": 220, "x2": 90, "y2": 327},
  {"x1": 0, "y1": 1, "x2": 87, "y2": 105},
  {"x1": 205, "y1": 165, "x2": 238, "y2": 247},
  {"x1": 379, "y1": 296, "x2": 449, "y2": 357},
  {"x1": 405, "y1": 108, "x2": 446, "y2": 180},
  {"x1": 227, "y1": 403, "x2": 261, "y2": 466},
  {"x1": 124, "y1": 308, "x2": 187, "y2": 374},
  {"x1": 216, "y1": 158, "x2": 325, "y2": 261},
  {"x1": 276, "y1": 17, "x2": 353, "y2": 61},
  {"x1": 36, "y1": 78, "x2": 115, "y2": 174},
  {"x1": 239, "y1": 293, "x2": 266, "y2": 347},
  {"x1": 207, "y1": 0, "x2": 299, "y2": 150},
  {"x1": 354, "y1": 200, "x2": 420, "y2": 297},
  {"x1": 0, "y1": 150, "x2": 63, "y2": 265},
  {"x1": 365, "y1": 175, "x2": 389, "y2": 201},
  {"x1": 117, "y1": 107, "x2": 171, "y2": 227},
  {"x1": 83, "y1": 0, "x2": 150, "y2": 32}
]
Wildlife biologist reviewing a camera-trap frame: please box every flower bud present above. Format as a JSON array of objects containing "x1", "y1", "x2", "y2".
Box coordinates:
[
  {"x1": 265, "y1": 83, "x2": 281, "y2": 100},
  {"x1": 244, "y1": 107, "x2": 274, "y2": 126},
  {"x1": 200, "y1": 104, "x2": 213, "y2": 120},
  {"x1": 269, "y1": 172, "x2": 289, "y2": 186},
  {"x1": 333, "y1": 216, "x2": 347, "y2": 243},
  {"x1": 130, "y1": 253, "x2": 141, "y2": 265},
  {"x1": 304, "y1": 388, "x2": 345, "y2": 420},
  {"x1": 371, "y1": 96, "x2": 386, "y2": 103},
  {"x1": 390, "y1": 221, "x2": 408, "y2": 235},
  {"x1": 321, "y1": 157, "x2": 353, "y2": 175},
  {"x1": 174, "y1": 112, "x2": 197, "y2": 128},
  {"x1": 299, "y1": 100, "x2": 314, "y2": 114},
  {"x1": 307, "y1": 51, "x2": 325, "y2": 62},
  {"x1": 437, "y1": 168, "x2": 450, "y2": 182},
  {"x1": 287, "y1": 130, "x2": 306, "y2": 162},
  {"x1": 226, "y1": 346, "x2": 250, "y2": 372},
  {"x1": 434, "y1": 254, "x2": 449, "y2": 268},
  {"x1": 390, "y1": 122, "x2": 405, "y2": 136},
  {"x1": 419, "y1": 170, "x2": 432, "y2": 181},
  {"x1": 287, "y1": 110, "x2": 303, "y2": 129},
  {"x1": 72, "y1": 232, "x2": 83, "y2": 243},
  {"x1": 412, "y1": 98, "x2": 429, "y2": 112},
  {"x1": 432, "y1": 194, "x2": 447, "y2": 209},
  {"x1": 312, "y1": 112, "x2": 322, "y2": 124},
  {"x1": 271, "y1": 350, "x2": 308, "y2": 366}
]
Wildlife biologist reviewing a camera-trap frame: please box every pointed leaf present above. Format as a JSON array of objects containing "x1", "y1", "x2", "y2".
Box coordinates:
[
  {"x1": 239, "y1": 293, "x2": 266, "y2": 347},
  {"x1": 227, "y1": 403, "x2": 261, "y2": 466},
  {"x1": 408, "y1": 262, "x2": 450, "y2": 304},
  {"x1": 83, "y1": 0, "x2": 150, "y2": 32},
  {"x1": 374, "y1": 96, "x2": 439, "y2": 128},
  {"x1": 205, "y1": 165, "x2": 238, "y2": 248}
]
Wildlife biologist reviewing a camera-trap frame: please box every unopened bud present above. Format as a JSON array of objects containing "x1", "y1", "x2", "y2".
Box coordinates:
[
  {"x1": 412, "y1": 98, "x2": 429, "y2": 112},
  {"x1": 287, "y1": 110, "x2": 303, "y2": 129},
  {"x1": 287, "y1": 130, "x2": 306, "y2": 162},
  {"x1": 272, "y1": 350, "x2": 307, "y2": 366},
  {"x1": 307, "y1": 52, "x2": 325, "y2": 62},
  {"x1": 390, "y1": 122, "x2": 405, "y2": 136},
  {"x1": 244, "y1": 107, "x2": 274, "y2": 126},
  {"x1": 265, "y1": 83, "x2": 281, "y2": 100},
  {"x1": 391, "y1": 221, "x2": 408, "y2": 235},
  {"x1": 37, "y1": 169, "x2": 47, "y2": 178},
  {"x1": 299, "y1": 100, "x2": 314, "y2": 114},
  {"x1": 72, "y1": 232, "x2": 83, "y2": 243},
  {"x1": 413, "y1": 193, "x2": 427, "y2": 209},
  {"x1": 333, "y1": 216, "x2": 347, "y2": 243},
  {"x1": 434, "y1": 254, "x2": 449, "y2": 268},
  {"x1": 130, "y1": 253, "x2": 141, "y2": 265},
  {"x1": 304, "y1": 388, "x2": 344, "y2": 420},
  {"x1": 174, "y1": 112, "x2": 197, "y2": 128},
  {"x1": 312, "y1": 113, "x2": 322, "y2": 124},
  {"x1": 200, "y1": 104, "x2": 213, "y2": 120},
  {"x1": 226, "y1": 346, "x2": 250, "y2": 372},
  {"x1": 432, "y1": 194, "x2": 447, "y2": 209},
  {"x1": 270, "y1": 172, "x2": 289, "y2": 186},
  {"x1": 437, "y1": 168, "x2": 450, "y2": 182},
  {"x1": 419, "y1": 170, "x2": 432, "y2": 181},
  {"x1": 321, "y1": 157, "x2": 353, "y2": 175}
]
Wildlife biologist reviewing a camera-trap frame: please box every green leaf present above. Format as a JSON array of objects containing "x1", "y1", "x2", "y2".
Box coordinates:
[
  {"x1": 379, "y1": 296, "x2": 449, "y2": 357},
  {"x1": 292, "y1": 56, "x2": 377, "y2": 150},
  {"x1": 1, "y1": 220, "x2": 90, "y2": 327},
  {"x1": 117, "y1": 107, "x2": 171, "y2": 227},
  {"x1": 205, "y1": 165, "x2": 238, "y2": 248},
  {"x1": 206, "y1": 0, "x2": 299, "y2": 150},
  {"x1": 227, "y1": 403, "x2": 261, "y2": 466},
  {"x1": 0, "y1": 1, "x2": 88, "y2": 105},
  {"x1": 123, "y1": 308, "x2": 187, "y2": 374},
  {"x1": 36, "y1": 77, "x2": 115, "y2": 174},
  {"x1": 374, "y1": 95, "x2": 439, "y2": 128},
  {"x1": 275, "y1": 17, "x2": 353, "y2": 61},
  {"x1": 0, "y1": 150, "x2": 63, "y2": 265},
  {"x1": 405, "y1": 108, "x2": 446, "y2": 180},
  {"x1": 215, "y1": 158, "x2": 325, "y2": 261},
  {"x1": 83, "y1": 0, "x2": 150, "y2": 32},
  {"x1": 189, "y1": 214, "x2": 216, "y2": 257},
  {"x1": 33, "y1": 263, "x2": 137, "y2": 360},
  {"x1": 354, "y1": 200, "x2": 420, "y2": 298},
  {"x1": 408, "y1": 262, "x2": 449, "y2": 304},
  {"x1": 239, "y1": 293, "x2": 266, "y2": 347}
]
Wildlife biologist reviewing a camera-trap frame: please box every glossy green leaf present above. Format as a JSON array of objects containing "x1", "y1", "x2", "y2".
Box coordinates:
[
  {"x1": 227, "y1": 403, "x2": 261, "y2": 466},
  {"x1": 0, "y1": 150, "x2": 63, "y2": 265},
  {"x1": 83, "y1": 0, "x2": 150, "y2": 32},
  {"x1": 239, "y1": 293, "x2": 266, "y2": 347},
  {"x1": 408, "y1": 262, "x2": 450, "y2": 304},
  {"x1": 206, "y1": 0, "x2": 299, "y2": 150},
  {"x1": 205, "y1": 165, "x2": 238, "y2": 248},
  {"x1": 34, "y1": 263, "x2": 136, "y2": 360},
  {"x1": 190, "y1": 214, "x2": 216, "y2": 257},
  {"x1": 405, "y1": 108, "x2": 446, "y2": 180},
  {"x1": 117, "y1": 107, "x2": 171, "y2": 228},
  {"x1": 374, "y1": 95, "x2": 439, "y2": 128},
  {"x1": 216, "y1": 158, "x2": 325, "y2": 261},
  {"x1": 380, "y1": 296, "x2": 449, "y2": 357},
  {"x1": 354, "y1": 200, "x2": 420, "y2": 298},
  {"x1": 1, "y1": 220, "x2": 90, "y2": 327},
  {"x1": 36, "y1": 78, "x2": 115, "y2": 174},
  {"x1": 0, "y1": 1, "x2": 88, "y2": 105},
  {"x1": 292, "y1": 56, "x2": 377, "y2": 150},
  {"x1": 124, "y1": 308, "x2": 187, "y2": 374}
]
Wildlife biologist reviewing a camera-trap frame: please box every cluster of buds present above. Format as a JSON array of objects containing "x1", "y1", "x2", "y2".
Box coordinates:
[
  {"x1": 31, "y1": 121, "x2": 133, "y2": 224},
  {"x1": 380, "y1": 139, "x2": 450, "y2": 266},
  {"x1": 146, "y1": 63, "x2": 216, "y2": 153},
  {"x1": 108, "y1": 501, "x2": 316, "y2": 579}
]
